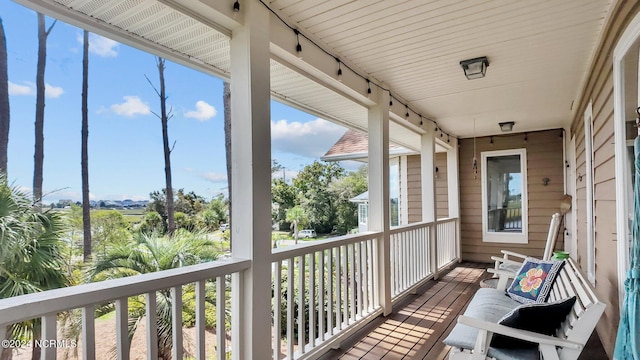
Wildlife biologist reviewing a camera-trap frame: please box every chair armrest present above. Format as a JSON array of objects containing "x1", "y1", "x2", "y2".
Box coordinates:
[
  {"x1": 485, "y1": 268, "x2": 517, "y2": 290},
  {"x1": 457, "y1": 315, "x2": 583, "y2": 350},
  {"x1": 490, "y1": 256, "x2": 522, "y2": 268},
  {"x1": 486, "y1": 268, "x2": 516, "y2": 278},
  {"x1": 500, "y1": 250, "x2": 529, "y2": 259}
]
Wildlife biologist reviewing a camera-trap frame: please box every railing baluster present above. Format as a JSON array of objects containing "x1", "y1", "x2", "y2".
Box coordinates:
[
  {"x1": 115, "y1": 298, "x2": 129, "y2": 360},
  {"x1": 309, "y1": 252, "x2": 316, "y2": 347},
  {"x1": 82, "y1": 305, "x2": 95, "y2": 360},
  {"x1": 195, "y1": 281, "x2": 206, "y2": 360},
  {"x1": 362, "y1": 241, "x2": 369, "y2": 313},
  {"x1": 145, "y1": 292, "x2": 158, "y2": 360},
  {"x1": 41, "y1": 313, "x2": 56, "y2": 360},
  {"x1": 372, "y1": 237, "x2": 380, "y2": 308},
  {"x1": 335, "y1": 246, "x2": 342, "y2": 331},
  {"x1": 273, "y1": 261, "x2": 282, "y2": 360},
  {"x1": 216, "y1": 276, "x2": 225, "y2": 360},
  {"x1": 327, "y1": 248, "x2": 334, "y2": 335},
  {"x1": 297, "y1": 255, "x2": 306, "y2": 354},
  {"x1": 171, "y1": 286, "x2": 183, "y2": 360},
  {"x1": 318, "y1": 250, "x2": 325, "y2": 342},
  {"x1": 356, "y1": 241, "x2": 363, "y2": 317},
  {"x1": 349, "y1": 243, "x2": 356, "y2": 322},
  {"x1": 287, "y1": 258, "x2": 294, "y2": 358},
  {"x1": 341, "y1": 245, "x2": 348, "y2": 327}
]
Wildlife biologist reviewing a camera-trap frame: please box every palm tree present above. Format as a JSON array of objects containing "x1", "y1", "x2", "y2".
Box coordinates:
[
  {"x1": 89, "y1": 230, "x2": 223, "y2": 359},
  {"x1": 0, "y1": 17, "x2": 9, "y2": 176},
  {"x1": 33, "y1": 14, "x2": 56, "y2": 210},
  {"x1": 81, "y1": 30, "x2": 91, "y2": 261},
  {"x1": 0, "y1": 179, "x2": 68, "y2": 360},
  {"x1": 286, "y1": 206, "x2": 308, "y2": 244}
]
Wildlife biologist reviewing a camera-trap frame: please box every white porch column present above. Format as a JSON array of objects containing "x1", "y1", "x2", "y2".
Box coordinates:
[
  {"x1": 229, "y1": 1, "x2": 272, "y2": 359},
  {"x1": 368, "y1": 88, "x2": 391, "y2": 316},
  {"x1": 421, "y1": 132, "x2": 438, "y2": 278},
  {"x1": 446, "y1": 138, "x2": 462, "y2": 261}
]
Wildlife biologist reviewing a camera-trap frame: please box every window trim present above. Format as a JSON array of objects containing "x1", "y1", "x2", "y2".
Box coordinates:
[
  {"x1": 481, "y1": 148, "x2": 528, "y2": 244},
  {"x1": 584, "y1": 101, "x2": 596, "y2": 285}
]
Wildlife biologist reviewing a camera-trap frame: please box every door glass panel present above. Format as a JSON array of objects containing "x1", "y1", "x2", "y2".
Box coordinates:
[{"x1": 486, "y1": 155, "x2": 523, "y2": 233}]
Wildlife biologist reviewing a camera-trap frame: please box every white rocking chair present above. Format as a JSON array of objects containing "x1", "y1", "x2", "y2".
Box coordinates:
[{"x1": 489, "y1": 212, "x2": 562, "y2": 288}]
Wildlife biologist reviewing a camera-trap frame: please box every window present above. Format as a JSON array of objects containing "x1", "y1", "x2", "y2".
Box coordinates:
[
  {"x1": 481, "y1": 149, "x2": 528, "y2": 243},
  {"x1": 358, "y1": 203, "x2": 368, "y2": 226}
]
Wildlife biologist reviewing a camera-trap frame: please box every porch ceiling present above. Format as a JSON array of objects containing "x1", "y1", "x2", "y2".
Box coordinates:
[{"x1": 16, "y1": 0, "x2": 612, "y2": 144}]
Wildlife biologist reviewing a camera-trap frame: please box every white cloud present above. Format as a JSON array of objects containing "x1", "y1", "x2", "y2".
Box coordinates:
[
  {"x1": 79, "y1": 33, "x2": 119, "y2": 57},
  {"x1": 111, "y1": 96, "x2": 151, "y2": 117},
  {"x1": 8, "y1": 81, "x2": 35, "y2": 96},
  {"x1": 271, "y1": 118, "x2": 346, "y2": 158},
  {"x1": 201, "y1": 172, "x2": 227, "y2": 183},
  {"x1": 184, "y1": 101, "x2": 217, "y2": 121},
  {"x1": 45, "y1": 83, "x2": 64, "y2": 98}
]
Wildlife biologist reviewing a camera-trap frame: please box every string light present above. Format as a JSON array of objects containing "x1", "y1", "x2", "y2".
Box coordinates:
[
  {"x1": 524, "y1": 132, "x2": 528, "y2": 143},
  {"x1": 233, "y1": 0, "x2": 240, "y2": 12},
  {"x1": 447, "y1": 135, "x2": 450, "y2": 143},
  {"x1": 490, "y1": 136, "x2": 493, "y2": 145},
  {"x1": 294, "y1": 29, "x2": 302, "y2": 59},
  {"x1": 257, "y1": 1, "x2": 460, "y2": 144}
]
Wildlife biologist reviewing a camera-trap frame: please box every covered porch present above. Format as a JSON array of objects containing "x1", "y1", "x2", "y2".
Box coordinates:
[{"x1": 1, "y1": 0, "x2": 631, "y2": 359}]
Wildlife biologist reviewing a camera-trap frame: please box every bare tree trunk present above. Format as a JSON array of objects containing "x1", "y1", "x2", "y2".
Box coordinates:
[
  {"x1": 0, "y1": 17, "x2": 9, "y2": 176},
  {"x1": 81, "y1": 30, "x2": 91, "y2": 261},
  {"x1": 157, "y1": 58, "x2": 175, "y2": 236},
  {"x1": 33, "y1": 14, "x2": 55, "y2": 210},
  {"x1": 223, "y1": 81, "x2": 231, "y2": 245}
]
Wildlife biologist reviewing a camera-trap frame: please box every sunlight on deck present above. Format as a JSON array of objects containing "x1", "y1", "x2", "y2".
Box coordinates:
[{"x1": 320, "y1": 263, "x2": 488, "y2": 360}]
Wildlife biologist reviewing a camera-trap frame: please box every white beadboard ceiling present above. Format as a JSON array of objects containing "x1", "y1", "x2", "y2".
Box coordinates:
[{"x1": 16, "y1": 0, "x2": 613, "y2": 144}]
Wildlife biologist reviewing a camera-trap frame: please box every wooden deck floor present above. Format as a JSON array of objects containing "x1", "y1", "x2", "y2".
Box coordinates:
[{"x1": 319, "y1": 262, "x2": 610, "y2": 360}]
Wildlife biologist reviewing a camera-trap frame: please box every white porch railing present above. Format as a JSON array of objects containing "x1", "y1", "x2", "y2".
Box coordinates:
[
  {"x1": 0, "y1": 259, "x2": 250, "y2": 360},
  {"x1": 437, "y1": 218, "x2": 459, "y2": 269},
  {"x1": 0, "y1": 219, "x2": 459, "y2": 360},
  {"x1": 271, "y1": 232, "x2": 381, "y2": 360},
  {"x1": 389, "y1": 222, "x2": 432, "y2": 298}
]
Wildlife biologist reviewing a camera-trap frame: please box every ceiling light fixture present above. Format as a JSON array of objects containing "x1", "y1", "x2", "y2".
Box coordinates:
[
  {"x1": 499, "y1": 121, "x2": 515, "y2": 132},
  {"x1": 460, "y1": 56, "x2": 489, "y2": 80}
]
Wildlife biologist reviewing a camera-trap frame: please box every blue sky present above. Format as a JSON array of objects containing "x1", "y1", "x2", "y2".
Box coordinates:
[{"x1": 2, "y1": 1, "x2": 349, "y2": 202}]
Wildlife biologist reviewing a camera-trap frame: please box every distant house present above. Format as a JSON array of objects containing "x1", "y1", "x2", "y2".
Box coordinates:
[{"x1": 323, "y1": 129, "x2": 451, "y2": 231}]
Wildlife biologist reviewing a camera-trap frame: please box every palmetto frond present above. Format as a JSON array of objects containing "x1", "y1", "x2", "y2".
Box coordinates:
[{"x1": 88, "y1": 230, "x2": 223, "y2": 359}]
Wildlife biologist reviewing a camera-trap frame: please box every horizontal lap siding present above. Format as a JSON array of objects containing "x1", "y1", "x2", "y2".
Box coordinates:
[
  {"x1": 568, "y1": 0, "x2": 640, "y2": 355},
  {"x1": 459, "y1": 129, "x2": 564, "y2": 264},
  {"x1": 406, "y1": 154, "x2": 449, "y2": 223},
  {"x1": 407, "y1": 155, "x2": 422, "y2": 223}
]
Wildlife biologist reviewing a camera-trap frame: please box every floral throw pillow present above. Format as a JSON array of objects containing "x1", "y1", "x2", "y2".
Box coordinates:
[{"x1": 506, "y1": 257, "x2": 565, "y2": 304}]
